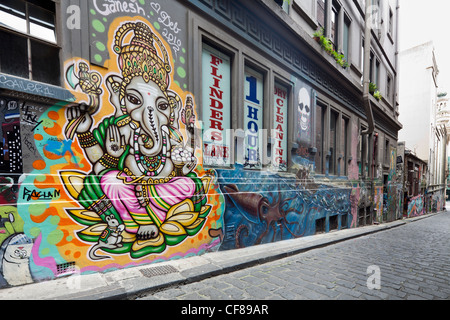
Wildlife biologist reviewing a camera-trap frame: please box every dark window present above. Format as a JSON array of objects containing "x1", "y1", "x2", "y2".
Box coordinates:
[
  {"x1": 369, "y1": 52, "x2": 374, "y2": 84},
  {"x1": 359, "y1": 125, "x2": 368, "y2": 178},
  {"x1": 329, "y1": 109, "x2": 339, "y2": 175},
  {"x1": 414, "y1": 164, "x2": 420, "y2": 196},
  {"x1": 28, "y1": 2, "x2": 57, "y2": 43},
  {"x1": 343, "y1": 16, "x2": 350, "y2": 62},
  {"x1": 375, "y1": 59, "x2": 380, "y2": 87},
  {"x1": 407, "y1": 162, "x2": 415, "y2": 196},
  {"x1": 387, "y1": 75, "x2": 392, "y2": 99},
  {"x1": 315, "y1": 103, "x2": 326, "y2": 174},
  {"x1": 361, "y1": 37, "x2": 365, "y2": 71},
  {"x1": 385, "y1": 139, "x2": 390, "y2": 164},
  {"x1": 358, "y1": 207, "x2": 365, "y2": 227},
  {"x1": 317, "y1": 0, "x2": 326, "y2": 28},
  {"x1": 341, "y1": 214, "x2": 348, "y2": 229},
  {"x1": 340, "y1": 116, "x2": 349, "y2": 176},
  {"x1": 31, "y1": 39, "x2": 60, "y2": 85},
  {"x1": 0, "y1": 0, "x2": 60, "y2": 85},
  {"x1": 365, "y1": 206, "x2": 372, "y2": 225},
  {"x1": 0, "y1": 30, "x2": 29, "y2": 79},
  {"x1": 274, "y1": 0, "x2": 284, "y2": 6},
  {"x1": 330, "y1": 1, "x2": 340, "y2": 51},
  {"x1": 329, "y1": 215, "x2": 338, "y2": 231},
  {"x1": 0, "y1": 0, "x2": 27, "y2": 33},
  {"x1": 315, "y1": 217, "x2": 326, "y2": 234},
  {"x1": 389, "y1": 8, "x2": 394, "y2": 35}
]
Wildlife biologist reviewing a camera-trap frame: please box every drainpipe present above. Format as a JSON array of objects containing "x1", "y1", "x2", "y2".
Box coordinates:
[
  {"x1": 394, "y1": 0, "x2": 400, "y2": 118},
  {"x1": 363, "y1": 0, "x2": 375, "y2": 179}
]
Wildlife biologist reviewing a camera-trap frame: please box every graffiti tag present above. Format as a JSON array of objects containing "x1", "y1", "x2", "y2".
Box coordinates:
[
  {"x1": 22, "y1": 187, "x2": 61, "y2": 202},
  {"x1": 22, "y1": 105, "x2": 43, "y2": 131},
  {"x1": 151, "y1": 2, "x2": 182, "y2": 56},
  {"x1": 93, "y1": 0, "x2": 145, "y2": 17},
  {"x1": 0, "y1": 75, "x2": 55, "y2": 97}
]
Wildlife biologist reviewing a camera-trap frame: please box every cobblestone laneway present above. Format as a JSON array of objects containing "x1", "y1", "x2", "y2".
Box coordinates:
[{"x1": 138, "y1": 213, "x2": 450, "y2": 300}]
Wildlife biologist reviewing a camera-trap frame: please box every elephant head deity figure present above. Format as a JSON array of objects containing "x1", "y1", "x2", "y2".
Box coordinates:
[{"x1": 63, "y1": 21, "x2": 213, "y2": 259}]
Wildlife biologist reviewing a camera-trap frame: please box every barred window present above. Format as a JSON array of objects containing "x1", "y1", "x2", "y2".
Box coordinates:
[
  {"x1": 317, "y1": 0, "x2": 326, "y2": 28},
  {"x1": 0, "y1": 0, "x2": 60, "y2": 86}
]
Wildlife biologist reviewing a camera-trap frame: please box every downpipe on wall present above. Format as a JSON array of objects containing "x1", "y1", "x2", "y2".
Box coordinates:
[{"x1": 363, "y1": 0, "x2": 375, "y2": 180}]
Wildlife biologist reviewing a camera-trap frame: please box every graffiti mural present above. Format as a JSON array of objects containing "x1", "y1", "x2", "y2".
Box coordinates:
[
  {"x1": 1, "y1": 13, "x2": 223, "y2": 285},
  {"x1": 0, "y1": 217, "x2": 34, "y2": 287},
  {"x1": 373, "y1": 185, "x2": 383, "y2": 221},
  {"x1": 59, "y1": 20, "x2": 222, "y2": 261},
  {"x1": 0, "y1": 97, "x2": 35, "y2": 287},
  {"x1": 407, "y1": 195, "x2": 424, "y2": 218},
  {"x1": 296, "y1": 86, "x2": 314, "y2": 146},
  {"x1": 0, "y1": 97, "x2": 23, "y2": 177},
  {"x1": 217, "y1": 164, "x2": 351, "y2": 250}
]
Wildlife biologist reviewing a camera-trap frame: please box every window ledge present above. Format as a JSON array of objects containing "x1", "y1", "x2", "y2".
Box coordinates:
[{"x1": 0, "y1": 72, "x2": 75, "y2": 102}]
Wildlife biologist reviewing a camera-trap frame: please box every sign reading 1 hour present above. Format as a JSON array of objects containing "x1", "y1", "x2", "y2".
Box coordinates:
[{"x1": 244, "y1": 67, "x2": 264, "y2": 170}]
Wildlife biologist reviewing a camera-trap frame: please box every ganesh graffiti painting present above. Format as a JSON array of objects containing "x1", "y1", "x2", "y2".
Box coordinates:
[{"x1": 60, "y1": 21, "x2": 218, "y2": 260}]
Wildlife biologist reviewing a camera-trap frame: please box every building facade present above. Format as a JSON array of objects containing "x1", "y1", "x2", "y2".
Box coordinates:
[
  {"x1": 0, "y1": 0, "x2": 401, "y2": 287},
  {"x1": 436, "y1": 94, "x2": 450, "y2": 200},
  {"x1": 397, "y1": 142, "x2": 429, "y2": 218},
  {"x1": 399, "y1": 41, "x2": 447, "y2": 215}
]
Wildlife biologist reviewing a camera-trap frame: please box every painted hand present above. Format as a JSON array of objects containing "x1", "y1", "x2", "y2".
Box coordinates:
[
  {"x1": 182, "y1": 159, "x2": 197, "y2": 176},
  {"x1": 67, "y1": 104, "x2": 93, "y2": 134},
  {"x1": 181, "y1": 99, "x2": 195, "y2": 134},
  {"x1": 106, "y1": 125, "x2": 126, "y2": 158}
]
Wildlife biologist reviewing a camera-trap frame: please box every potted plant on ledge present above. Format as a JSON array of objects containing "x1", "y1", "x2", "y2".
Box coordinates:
[
  {"x1": 369, "y1": 82, "x2": 383, "y2": 101},
  {"x1": 312, "y1": 28, "x2": 349, "y2": 69}
]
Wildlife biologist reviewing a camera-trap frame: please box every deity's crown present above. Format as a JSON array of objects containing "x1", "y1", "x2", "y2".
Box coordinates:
[{"x1": 113, "y1": 22, "x2": 171, "y2": 93}]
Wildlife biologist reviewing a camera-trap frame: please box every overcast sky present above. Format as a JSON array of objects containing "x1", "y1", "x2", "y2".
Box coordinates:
[{"x1": 399, "y1": 0, "x2": 450, "y2": 93}]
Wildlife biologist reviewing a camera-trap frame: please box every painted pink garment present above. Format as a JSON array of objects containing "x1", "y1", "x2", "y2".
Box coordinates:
[{"x1": 101, "y1": 170, "x2": 196, "y2": 233}]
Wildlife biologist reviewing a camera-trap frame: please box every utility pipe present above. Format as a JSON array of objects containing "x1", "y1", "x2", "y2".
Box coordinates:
[
  {"x1": 363, "y1": 0, "x2": 375, "y2": 179},
  {"x1": 363, "y1": 0, "x2": 375, "y2": 134}
]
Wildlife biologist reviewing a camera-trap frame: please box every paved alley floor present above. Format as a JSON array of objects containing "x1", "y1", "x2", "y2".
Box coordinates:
[{"x1": 137, "y1": 212, "x2": 450, "y2": 300}]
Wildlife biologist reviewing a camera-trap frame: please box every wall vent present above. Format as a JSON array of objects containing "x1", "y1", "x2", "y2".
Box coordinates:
[
  {"x1": 56, "y1": 262, "x2": 76, "y2": 276},
  {"x1": 139, "y1": 265, "x2": 178, "y2": 278},
  {"x1": 315, "y1": 217, "x2": 326, "y2": 234}
]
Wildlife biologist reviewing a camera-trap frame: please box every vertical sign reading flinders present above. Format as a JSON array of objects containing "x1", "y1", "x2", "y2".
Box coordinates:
[{"x1": 202, "y1": 45, "x2": 231, "y2": 167}]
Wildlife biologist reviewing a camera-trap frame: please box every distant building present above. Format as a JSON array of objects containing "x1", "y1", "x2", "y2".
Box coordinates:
[
  {"x1": 398, "y1": 41, "x2": 447, "y2": 212},
  {"x1": 397, "y1": 142, "x2": 429, "y2": 218},
  {"x1": 436, "y1": 93, "x2": 450, "y2": 199}
]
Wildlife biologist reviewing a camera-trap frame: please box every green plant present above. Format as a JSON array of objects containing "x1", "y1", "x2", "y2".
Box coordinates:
[
  {"x1": 368, "y1": 83, "x2": 382, "y2": 101},
  {"x1": 313, "y1": 28, "x2": 324, "y2": 38},
  {"x1": 373, "y1": 90, "x2": 382, "y2": 101},
  {"x1": 320, "y1": 36, "x2": 333, "y2": 54},
  {"x1": 335, "y1": 52, "x2": 346, "y2": 67},
  {"x1": 312, "y1": 28, "x2": 349, "y2": 69}
]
